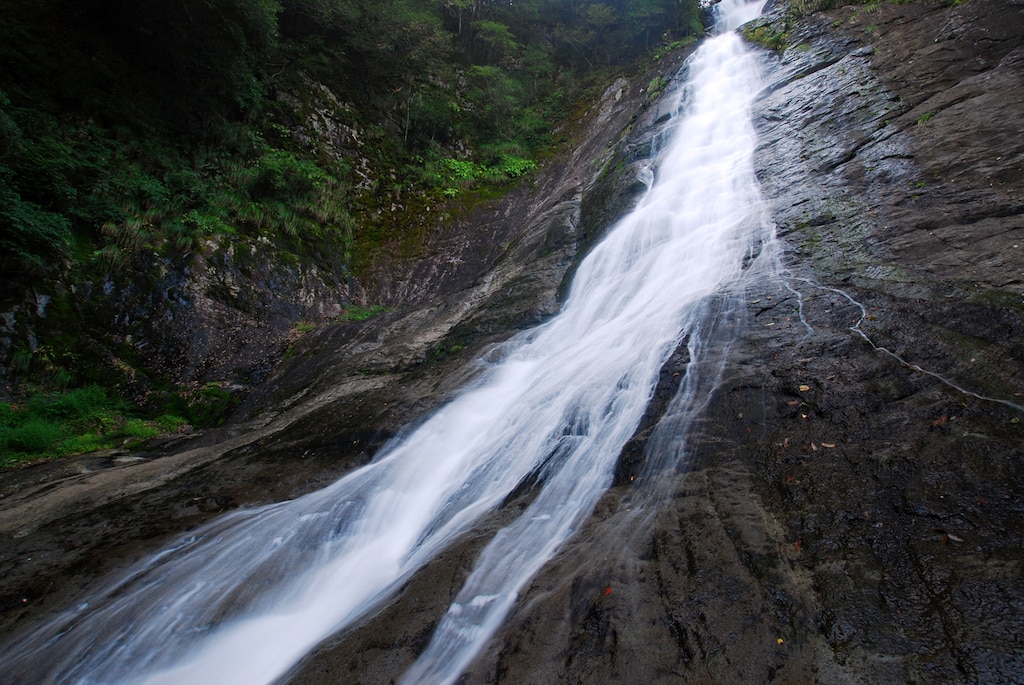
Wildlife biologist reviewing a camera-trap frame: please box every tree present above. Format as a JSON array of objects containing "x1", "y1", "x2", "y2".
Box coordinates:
[
  {"x1": 473, "y1": 20, "x2": 521, "y2": 67},
  {"x1": 440, "y1": 0, "x2": 477, "y2": 36},
  {"x1": 585, "y1": 3, "x2": 620, "y2": 64}
]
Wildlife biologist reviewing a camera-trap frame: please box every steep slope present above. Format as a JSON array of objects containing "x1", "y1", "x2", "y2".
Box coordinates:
[{"x1": 451, "y1": 1, "x2": 1024, "y2": 683}]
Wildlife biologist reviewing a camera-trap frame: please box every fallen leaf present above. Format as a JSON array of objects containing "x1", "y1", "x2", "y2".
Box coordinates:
[
  {"x1": 605, "y1": 586, "x2": 613, "y2": 596},
  {"x1": 932, "y1": 415, "x2": 948, "y2": 427},
  {"x1": 947, "y1": 533, "x2": 964, "y2": 543},
  {"x1": 811, "y1": 442, "x2": 818, "y2": 451},
  {"x1": 821, "y1": 442, "x2": 836, "y2": 448},
  {"x1": 799, "y1": 384, "x2": 811, "y2": 392},
  {"x1": 787, "y1": 400, "x2": 800, "y2": 406}
]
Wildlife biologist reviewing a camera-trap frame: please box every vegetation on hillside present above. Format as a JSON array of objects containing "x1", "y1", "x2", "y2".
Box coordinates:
[
  {"x1": 1, "y1": 0, "x2": 707, "y2": 277},
  {"x1": 0, "y1": 0, "x2": 708, "y2": 461},
  {"x1": 0, "y1": 385, "x2": 186, "y2": 467}
]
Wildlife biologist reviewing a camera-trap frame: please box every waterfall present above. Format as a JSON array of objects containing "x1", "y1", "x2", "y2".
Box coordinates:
[{"x1": 0, "y1": 2, "x2": 775, "y2": 683}]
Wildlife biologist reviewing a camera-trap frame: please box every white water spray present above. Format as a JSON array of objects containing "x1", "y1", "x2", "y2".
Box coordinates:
[{"x1": 1, "y1": 2, "x2": 775, "y2": 683}]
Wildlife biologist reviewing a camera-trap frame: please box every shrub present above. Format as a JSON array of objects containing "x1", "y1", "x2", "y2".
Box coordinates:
[
  {"x1": 0, "y1": 386, "x2": 187, "y2": 466},
  {"x1": 122, "y1": 418, "x2": 160, "y2": 439},
  {"x1": 340, "y1": 304, "x2": 387, "y2": 321},
  {"x1": 6, "y1": 419, "x2": 63, "y2": 452},
  {"x1": 155, "y1": 414, "x2": 188, "y2": 431},
  {"x1": 496, "y1": 154, "x2": 537, "y2": 178},
  {"x1": 28, "y1": 384, "x2": 110, "y2": 422},
  {"x1": 185, "y1": 385, "x2": 241, "y2": 427}
]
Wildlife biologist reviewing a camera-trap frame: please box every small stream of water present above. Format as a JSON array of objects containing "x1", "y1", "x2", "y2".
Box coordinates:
[{"x1": 2, "y1": 2, "x2": 775, "y2": 683}]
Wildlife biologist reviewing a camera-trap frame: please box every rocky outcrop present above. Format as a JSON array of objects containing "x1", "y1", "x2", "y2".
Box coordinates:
[
  {"x1": 470, "y1": 2, "x2": 1024, "y2": 683},
  {"x1": 2, "y1": 1, "x2": 1023, "y2": 683}
]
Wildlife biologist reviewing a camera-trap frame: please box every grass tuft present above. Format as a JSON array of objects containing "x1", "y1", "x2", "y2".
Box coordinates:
[{"x1": 0, "y1": 386, "x2": 189, "y2": 469}]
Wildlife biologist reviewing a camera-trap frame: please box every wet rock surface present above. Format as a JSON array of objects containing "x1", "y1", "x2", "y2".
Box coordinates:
[
  {"x1": 463, "y1": 2, "x2": 1024, "y2": 683},
  {"x1": 2, "y1": 1, "x2": 1024, "y2": 683}
]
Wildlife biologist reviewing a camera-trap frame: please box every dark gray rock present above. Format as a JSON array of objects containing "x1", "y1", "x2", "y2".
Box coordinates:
[{"x1": 441, "y1": 2, "x2": 1024, "y2": 684}]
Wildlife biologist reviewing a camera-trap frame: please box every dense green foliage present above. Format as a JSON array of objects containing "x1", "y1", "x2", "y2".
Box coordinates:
[
  {"x1": 0, "y1": 0, "x2": 707, "y2": 461},
  {"x1": 0, "y1": 0, "x2": 706, "y2": 277},
  {"x1": 0, "y1": 385, "x2": 188, "y2": 467}
]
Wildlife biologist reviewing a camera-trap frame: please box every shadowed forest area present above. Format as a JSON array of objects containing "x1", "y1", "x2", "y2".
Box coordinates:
[{"x1": 0, "y1": 0, "x2": 705, "y2": 463}]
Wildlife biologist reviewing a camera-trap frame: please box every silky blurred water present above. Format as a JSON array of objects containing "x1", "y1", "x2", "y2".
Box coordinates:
[{"x1": 0, "y1": 2, "x2": 774, "y2": 683}]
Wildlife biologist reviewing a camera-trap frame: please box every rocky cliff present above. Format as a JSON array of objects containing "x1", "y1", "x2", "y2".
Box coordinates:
[
  {"x1": 1, "y1": 1, "x2": 1023, "y2": 683},
  {"x1": 468, "y1": 2, "x2": 1024, "y2": 682}
]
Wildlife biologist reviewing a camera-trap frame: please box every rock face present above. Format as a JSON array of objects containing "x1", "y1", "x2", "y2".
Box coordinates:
[
  {"x1": 468, "y1": 2, "x2": 1024, "y2": 683},
  {"x1": 2, "y1": 1, "x2": 1024, "y2": 683}
]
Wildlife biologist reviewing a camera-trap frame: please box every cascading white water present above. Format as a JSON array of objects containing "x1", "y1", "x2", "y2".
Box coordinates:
[{"x1": 0, "y1": 2, "x2": 775, "y2": 683}]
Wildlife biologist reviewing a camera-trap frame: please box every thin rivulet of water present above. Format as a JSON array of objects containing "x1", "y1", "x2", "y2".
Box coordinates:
[{"x1": 1, "y1": 2, "x2": 775, "y2": 683}]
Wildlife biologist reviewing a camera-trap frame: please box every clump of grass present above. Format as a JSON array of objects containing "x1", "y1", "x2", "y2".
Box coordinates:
[
  {"x1": 0, "y1": 385, "x2": 187, "y2": 469},
  {"x1": 339, "y1": 305, "x2": 388, "y2": 322},
  {"x1": 742, "y1": 22, "x2": 790, "y2": 52},
  {"x1": 5, "y1": 419, "x2": 63, "y2": 453}
]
